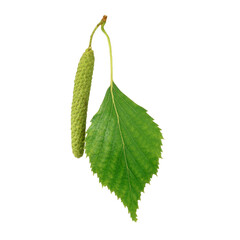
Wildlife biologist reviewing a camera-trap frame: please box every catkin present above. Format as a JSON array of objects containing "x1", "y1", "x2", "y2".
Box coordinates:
[{"x1": 71, "y1": 47, "x2": 94, "y2": 158}]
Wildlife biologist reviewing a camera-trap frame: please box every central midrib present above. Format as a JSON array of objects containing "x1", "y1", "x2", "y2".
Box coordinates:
[{"x1": 110, "y1": 84, "x2": 133, "y2": 204}]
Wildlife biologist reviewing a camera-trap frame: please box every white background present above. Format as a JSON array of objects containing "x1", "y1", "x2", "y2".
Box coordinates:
[{"x1": 0, "y1": 0, "x2": 239, "y2": 239}]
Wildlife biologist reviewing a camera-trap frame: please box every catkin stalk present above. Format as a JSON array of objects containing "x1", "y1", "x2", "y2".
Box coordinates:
[{"x1": 71, "y1": 47, "x2": 94, "y2": 158}]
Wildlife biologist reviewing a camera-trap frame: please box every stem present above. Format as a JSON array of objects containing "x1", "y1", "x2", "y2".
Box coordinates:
[
  {"x1": 89, "y1": 15, "x2": 107, "y2": 48},
  {"x1": 101, "y1": 22, "x2": 113, "y2": 87}
]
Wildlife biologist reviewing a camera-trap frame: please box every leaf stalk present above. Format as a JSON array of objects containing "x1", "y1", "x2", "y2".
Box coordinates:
[{"x1": 101, "y1": 22, "x2": 113, "y2": 87}]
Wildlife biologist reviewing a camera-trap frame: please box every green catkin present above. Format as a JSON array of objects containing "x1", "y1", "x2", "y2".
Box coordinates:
[{"x1": 71, "y1": 47, "x2": 94, "y2": 158}]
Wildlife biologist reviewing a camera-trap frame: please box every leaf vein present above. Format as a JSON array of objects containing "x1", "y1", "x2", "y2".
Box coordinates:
[
  {"x1": 114, "y1": 100, "x2": 156, "y2": 169},
  {"x1": 91, "y1": 98, "x2": 113, "y2": 171}
]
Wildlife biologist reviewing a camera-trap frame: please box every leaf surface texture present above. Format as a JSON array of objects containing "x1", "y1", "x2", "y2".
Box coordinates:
[{"x1": 85, "y1": 82, "x2": 163, "y2": 221}]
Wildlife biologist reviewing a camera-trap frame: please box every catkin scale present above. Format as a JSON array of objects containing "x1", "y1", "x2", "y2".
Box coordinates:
[{"x1": 71, "y1": 47, "x2": 94, "y2": 158}]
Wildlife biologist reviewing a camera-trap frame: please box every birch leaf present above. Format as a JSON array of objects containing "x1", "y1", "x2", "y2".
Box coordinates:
[{"x1": 85, "y1": 82, "x2": 163, "y2": 221}]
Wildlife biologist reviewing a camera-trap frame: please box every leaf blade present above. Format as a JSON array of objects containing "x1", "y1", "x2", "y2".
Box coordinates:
[{"x1": 85, "y1": 82, "x2": 163, "y2": 221}]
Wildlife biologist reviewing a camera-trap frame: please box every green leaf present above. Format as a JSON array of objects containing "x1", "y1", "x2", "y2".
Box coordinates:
[{"x1": 85, "y1": 82, "x2": 163, "y2": 221}]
